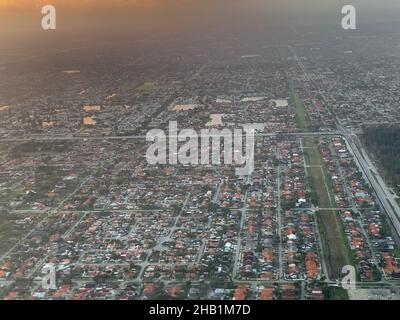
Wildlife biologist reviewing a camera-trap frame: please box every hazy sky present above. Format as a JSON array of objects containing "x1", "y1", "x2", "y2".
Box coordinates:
[
  {"x1": 2, "y1": 0, "x2": 400, "y2": 39},
  {"x1": 1, "y1": 0, "x2": 399, "y2": 11}
]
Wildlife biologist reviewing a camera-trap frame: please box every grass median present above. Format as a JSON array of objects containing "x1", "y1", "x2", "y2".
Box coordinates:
[{"x1": 303, "y1": 138, "x2": 352, "y2": 280}]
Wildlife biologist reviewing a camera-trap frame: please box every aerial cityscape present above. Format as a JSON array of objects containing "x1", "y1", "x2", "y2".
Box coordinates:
[{"x1": 1, "y1": 0, "x2": 400, "y2": 302}]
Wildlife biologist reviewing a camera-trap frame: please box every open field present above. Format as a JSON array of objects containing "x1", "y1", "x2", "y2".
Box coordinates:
[
  {"x1": 135, "y1": 82, "x2": 158, "y2": 92},
  {"x1": 289, "y1": 83, "x2": 309, "y2": 130},
  {"x1": 303, "y1": 137, "x2": 351, "y2": 280},
  {"x1": 326, "y1": 287, "x2": 349, "y2": 300}
]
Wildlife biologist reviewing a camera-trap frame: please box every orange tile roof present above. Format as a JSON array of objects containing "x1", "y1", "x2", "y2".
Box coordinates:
[
  {"x1": 383, "y1": 253, "x2": 399, "y2": 274},
  {"x1": 262, "y1": 249, "x2": 274, "y2": 262},
  {"x1": 260, "y1": 287, "x2": 274, "y2": 300},
  {"x1": 4, "y1": 291, "x2": 18, "y2": 300},
  {"x1": 369, "y1": 223, "x2": 380, "y2": 237},
  {"x1": 53, "y1": 285, "x2": 70, "y2": 298},
  {"x1": 234, "y1": 285, "x2": 248, "y2": 300}
]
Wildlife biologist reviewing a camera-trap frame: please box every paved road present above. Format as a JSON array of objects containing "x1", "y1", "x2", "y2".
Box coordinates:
[
  {"x1": 288, "y1": 44, "x2": 400, "y2": 241},
  {"x1": 232, "y1": 177, "x2": 250, "y2": 278},
  {"x1": 0, "y1": 169, "x2": 98, "y2": 263},
  {"x1": 328, "y1": 141, "x2": 383, "y2": 278},
  {"x1": 276, "y1": 146, "x2": 284, "y2": 280},
  {"x1": 344, "y1": 133, "x2": 400, "y2": 239},
  {"x1": 0, "y1": 131, "x2": 342, "y2": 143},
  {"x1": 300, "y1": 137, "x2": 330, "y2": 282}
]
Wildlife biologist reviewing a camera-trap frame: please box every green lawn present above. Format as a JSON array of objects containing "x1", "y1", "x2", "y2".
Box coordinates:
[
  {"x1": 135, "y1": 82, "x2": 157, "y2": 92},
  {"x1": 327, "y1": 287, "x2": 349, "y2": 300},
  {"x1": 303, "y1": 138, "x2": 352, "y2": 280},
  {"x1": 289, "y1": 83, "x2": 309, "y2": 130}
]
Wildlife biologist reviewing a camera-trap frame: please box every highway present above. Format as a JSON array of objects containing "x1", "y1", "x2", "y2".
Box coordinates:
[
  {"x1": 0, "y1": 130, "x2": 342, "y2": 143},
  {"x1": 288, "y1": 44, "x2": 400, "y2": 240},
  {"x1": 343, "y1": 131, "x2": 400, "y2": 239}
]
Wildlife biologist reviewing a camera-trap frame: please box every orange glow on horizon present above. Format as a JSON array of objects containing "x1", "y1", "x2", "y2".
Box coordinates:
[{"x1": 0, "y1": 0, "x2": 184, "y2": 8}]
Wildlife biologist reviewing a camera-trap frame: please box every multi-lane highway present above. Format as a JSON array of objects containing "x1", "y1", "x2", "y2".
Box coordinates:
[
  {"x1": 288, "y1": 44, "x2": 400, "y2": 241},
  {"x1": 343, "y1": 131, "x2": 400, "y2": 240}
]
